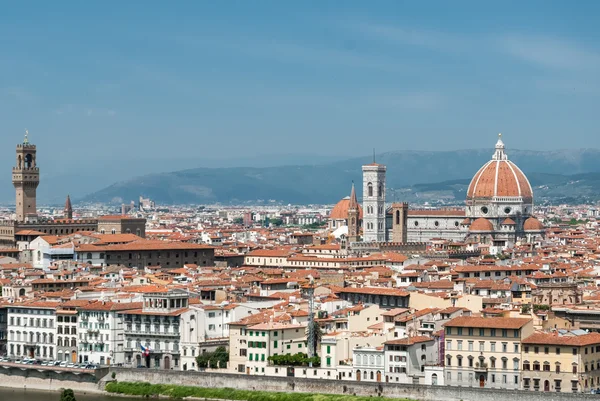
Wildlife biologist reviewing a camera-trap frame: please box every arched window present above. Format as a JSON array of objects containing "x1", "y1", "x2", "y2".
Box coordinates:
[
  {"x1": 378, "y1": 185, "x2": 382, "y2": 197},
  {"x1": 24, "y1": 154, "x2": 33, "y2": 168},
  {"x1": 87, "y1": 253, "x2": 92, "y2": 260},
  {"x1": 368, "y1": 183, "x2": 373, "y2": 197},
  {"x1": 111, "y1": 229, "x2": 116, "y2": 235},
  {"x1": 395, "y1": 210, "x2": 400, "y2": 225},
  {"x1": 71, "y1": 338, "x2": 76, "y2": 347}
]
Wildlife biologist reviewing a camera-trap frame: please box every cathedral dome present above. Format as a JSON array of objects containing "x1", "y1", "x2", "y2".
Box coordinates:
[
  {"x1": 467, "y1": 135, "x2": 533, "y2": 202},
  {"x1": 329, "y1": 197, "x2": 363, "y2": 220},
  {"x1": 469, "y1": 218, "x2": 494, "y2": 232},
  {"x1": 523, "y1": 217, "x2": 544, "y2": 231}
]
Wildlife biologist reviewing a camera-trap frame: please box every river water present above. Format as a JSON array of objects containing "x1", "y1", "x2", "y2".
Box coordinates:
[{"x1": 0, "y1": 387, "x2": 140, "y2": 401}]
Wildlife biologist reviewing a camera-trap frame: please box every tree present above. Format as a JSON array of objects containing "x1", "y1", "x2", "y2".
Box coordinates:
[
  {"x1": 233, "y1": 217, "x2": 244, "y2": 225},
  {"x1": 196, "y1": 346, "x2": 229, "y2": 369},
  {"x1": 60, "y1": 389, "x2": 76, "y2": 401},
  {"x1": 306, "y1": 321, "x2": 323, "y2": 357}
]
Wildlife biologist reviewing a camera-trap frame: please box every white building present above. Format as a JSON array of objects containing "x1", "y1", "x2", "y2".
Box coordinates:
[
  {"x1": 353, "y1": 345, "x2": 385, "y2": 382},
  {"x1": 78, "y1": 300, "x2": 139, "y2": 365},
  {"x1": 7, "y1": 301, "x2": 58, "y2": 361},
  {"x1": 123, "y1": 291, "x2": 187, "y2": 370}
]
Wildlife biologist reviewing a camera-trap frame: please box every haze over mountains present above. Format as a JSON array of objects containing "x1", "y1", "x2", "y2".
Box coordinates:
[{"x1": 79, "y1": 148, "x2": 600, "y2": 205}]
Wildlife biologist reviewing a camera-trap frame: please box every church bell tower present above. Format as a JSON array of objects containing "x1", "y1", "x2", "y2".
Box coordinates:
[{"x1": 12, "y1": 131, "x2": 39, "y2": 222}]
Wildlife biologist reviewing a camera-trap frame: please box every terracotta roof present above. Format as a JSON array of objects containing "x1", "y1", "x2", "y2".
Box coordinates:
[
  {"x1": 445, "y1": 316, "x2": 532, "y2": 330},
  {"x1": 329, "y1": 197, "x2": 363, "y2": 220},
  {"x1": 523, "y1": 332, "x2": 600, "y2": 346},
  {"x1": 76, "y1": 240, "x2": 214, "y2": 252},
  {"x1": 469, "y1": 218, "x2": 494, "y2": 232},
  {"x1": 467, "y1": 140, "x2": 533, "y2": 202},
  {"x1": 384, "y1": 336, "x2": 435, "y2": 346},
  {"x1": 524, "y1": 217, "x2": 545, "y2": 231}
]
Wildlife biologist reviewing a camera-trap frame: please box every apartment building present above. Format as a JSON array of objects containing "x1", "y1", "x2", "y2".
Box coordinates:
[
  {"x1": 444, "y1": 316, "x2": 534, "y2": 390},
  {"x1": 56, "y1": 309, "x2": 78, "y2": 363},
  {"x1": 122, "y1": 291, "x2": 188, "y2": 369},
  {"x1": 244, "y1": 321, "x2": 307, "y2": 375},
  {"x1": 384, "y1": 336, "x2": 439, "y2": 383},
  {"x1": 521, "y1": 331, "x2": 600, "y2": 393},
  {"x1": 7, "y1": 301, "x2": 59, "y2": 360},
  {"x1": 78, "y1": 301, "x2": 140, "y2": 365}
]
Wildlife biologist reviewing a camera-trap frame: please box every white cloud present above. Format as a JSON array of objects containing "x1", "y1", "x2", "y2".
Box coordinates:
[
  {"x1": 499, "y1": 34, "x2": 600, "y2": 71},
  {"x1": 353, "y1": 22, "x2": 473, "y2": 53}
]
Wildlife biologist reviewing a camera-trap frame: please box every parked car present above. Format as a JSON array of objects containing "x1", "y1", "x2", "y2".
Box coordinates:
[
  {"x1": 136, "y1": 364, "x2": 148, "y2": 368},
  {"x1": 53, "y1": 361, "x2": 62, "y2": 366},
  {"x1": 59, "y1": 361, "x2": 68, "y2": 367}
]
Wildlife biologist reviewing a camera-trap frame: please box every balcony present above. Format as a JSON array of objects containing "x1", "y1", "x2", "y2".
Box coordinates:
[
  {"x1": 474, "y1": 362, "x2": 488, "y2": 372},
  {"x1": 87, "y1": 328, "x2": 99, "y2": 334}
]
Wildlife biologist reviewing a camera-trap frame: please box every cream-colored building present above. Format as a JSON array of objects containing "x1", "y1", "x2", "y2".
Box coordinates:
[
  {"x1": 444, "y1": 316, "x2": 534, "y2": 390},
  {"x1": 521, "y1": 331, "x2": 600, "y2": 393}
]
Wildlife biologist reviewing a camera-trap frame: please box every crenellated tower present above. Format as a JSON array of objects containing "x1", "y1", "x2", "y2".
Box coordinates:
[{"x1": 12, "y1": 131, "x2": 39, "y2": 222}]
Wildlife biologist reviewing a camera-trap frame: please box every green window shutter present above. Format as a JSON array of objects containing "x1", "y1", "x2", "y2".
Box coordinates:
[
  {"x1": 327, "y1": 346, "x2": 331, "y2": 354},
  {"x1": 249, "y1": 354, "x2": 253, "y2": 361}
]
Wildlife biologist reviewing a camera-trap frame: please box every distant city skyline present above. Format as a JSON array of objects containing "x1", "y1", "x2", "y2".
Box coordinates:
[{"x1": 1, "y1": 2, "x2": 600, "y2": 202}]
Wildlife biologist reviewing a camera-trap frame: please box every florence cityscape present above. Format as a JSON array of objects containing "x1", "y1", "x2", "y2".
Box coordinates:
[{"x1": 0, "y1": 2, "x2": 599, "y2": 401}]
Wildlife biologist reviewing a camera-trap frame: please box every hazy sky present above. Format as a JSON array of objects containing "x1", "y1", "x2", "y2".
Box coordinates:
[{"x1": 1, "y1": 1, "x2": 599, "y2": 164}]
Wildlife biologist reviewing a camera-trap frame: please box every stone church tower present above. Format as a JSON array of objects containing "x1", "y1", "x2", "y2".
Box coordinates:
[
  {"x1": 64, "y1": 195, "x2": 73, "y2": 220},
  {"x1": 12, "y1": 131, "x2": 39, "y2": 222},
  {"x1": 391, "y1": 202, "x2": 408, "y2": 243},
  {"x1": 362, "y1": 162, "x2": 386, "y2": 242},
  {"x1": 347, "y1": 182, "x2": 360, "y2": 243}
]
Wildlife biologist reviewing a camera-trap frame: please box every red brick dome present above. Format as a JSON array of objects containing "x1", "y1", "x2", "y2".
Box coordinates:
[
  {"x1": 329, "y1": 197, "x2": 363, "y2": 220},
  {"x1": 467, "y1": 135, "x2": 533, "y2": 202},
  {"x1": 469, "y1": 218, "x2": 494, "y2": 231},
  {"x1": 523, "y1": 217, "x2": 544, "y2": 231}
]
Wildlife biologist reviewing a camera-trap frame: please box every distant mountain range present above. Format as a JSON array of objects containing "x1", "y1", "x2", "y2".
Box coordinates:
[{"x1": 81, "y1": 148, "x2": 600, "y2": 205}]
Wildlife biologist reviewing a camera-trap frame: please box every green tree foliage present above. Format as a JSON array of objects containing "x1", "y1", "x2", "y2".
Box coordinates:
[
  {"x1": 267, "y1": 352, "x2": 320, "y2": 367},
  {"x1": 270, "y1": 218, "x2": 284, "y2": 227},
  {"x1": 303, "y1": 222, "x2": 326, "y2": 230},
  {"x1": 60, "y1": 389, "x2": 76, "y2": 401},
  {"x1": 233, "y1": 217, "x2": 244, "y2": 225},
  {"x1": 196, "y1": 346, "x2": 229, "y2": 369},
  {"x1": 306, "y1": 321, "x2": 323, "y2": 356}
]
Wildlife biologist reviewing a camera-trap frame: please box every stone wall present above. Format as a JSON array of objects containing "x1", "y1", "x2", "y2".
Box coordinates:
[
  {"x1": 107, "y1": 368, "x2": 600, "y2": 401},
  {"x1": 0, "y1": 366, "x2": 106, "y2": 394}
]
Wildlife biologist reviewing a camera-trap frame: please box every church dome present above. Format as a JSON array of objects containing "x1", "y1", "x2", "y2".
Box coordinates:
[
  {"x1": 523, "y1": 217, "x2": 544, "y2": 231},
  {"x1": 329, "y1": 197, "x2": 363, "y2": 220},
  {"x1": 469, "y1": 218, "x2": 494, "y2": 232},
  {"x1": 467, "y1": 135, "x2": 533, "y2": 202}
]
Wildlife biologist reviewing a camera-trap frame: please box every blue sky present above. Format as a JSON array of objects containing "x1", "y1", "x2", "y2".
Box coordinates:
[{"x1": 1, "y1": 0, "x2": 599, "y2": 168}]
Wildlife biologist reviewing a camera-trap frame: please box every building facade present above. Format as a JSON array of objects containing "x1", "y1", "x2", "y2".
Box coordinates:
[
  {"x1": 7, "y1": 302, "x2": 58, "y2": 361},
  {"x1": 123, "y1": 291, "x2": 187, "y2": 370},
  {"x1": 444, "y1": 316, "x2": 534, "y2": 390}
]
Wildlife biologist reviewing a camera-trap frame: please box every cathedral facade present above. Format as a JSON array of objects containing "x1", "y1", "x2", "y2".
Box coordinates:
[{"x1": 328, "y1": 135, "x2": 545, "y2": 248}]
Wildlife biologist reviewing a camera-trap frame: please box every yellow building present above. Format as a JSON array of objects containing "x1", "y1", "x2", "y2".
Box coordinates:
[
  {"x1": 522, "y1": 331, "x2": 600, "y2": 393},
  {"x1": 444, "y1": 316, "x2": 534, "y2": 390}
]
